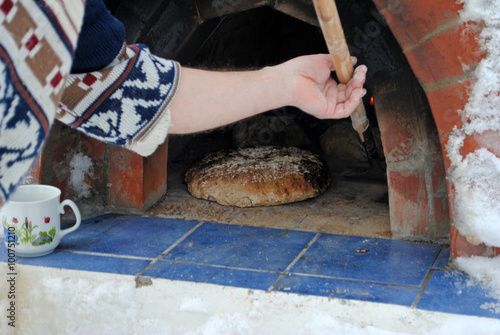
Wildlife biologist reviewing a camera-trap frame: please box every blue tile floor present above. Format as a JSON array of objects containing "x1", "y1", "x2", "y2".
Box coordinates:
[{"x1": 2, "y1": 214, "x2": 500, "y2": 320}]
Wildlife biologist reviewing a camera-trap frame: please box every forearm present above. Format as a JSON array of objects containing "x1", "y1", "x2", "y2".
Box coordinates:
[
  {"x1": 169, "y1": 66, "x2": 290, "y2": 134},
  {"x1": 169, "y1": 54, "x2": 367, "y2": 134}
]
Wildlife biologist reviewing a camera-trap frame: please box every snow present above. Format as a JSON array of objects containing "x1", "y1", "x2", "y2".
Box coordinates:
[
  {"x1": 296, "y1": 314, "x2": 500, "y2": 335},
  {"x1": 445, "y1": 0, "x2": 500, "y2": 312},
  {"x1": 185, "y1": 313, "x2": 253, "y2": 335},
  {"x1": 6, "y1": 266, "x2": 500, "y2": 335},
  {"x1": 449, "y1": 148, "x2": 500, "y2": 246},
  {"x1": 455, "y1": 256, "x2": 500, "y2": 314},
  {"x1": 69, "y1": 153, "x2": 94, "y2": 198},
  {"x1": 155, "y1": 310, "x2": 500, "y2": 335},
  {"x1": 8, "y1": 1, "x2": 498, "y2": 334},
  {"x1": 446, "y1": 0, "x2": 500, "y2": 248}
]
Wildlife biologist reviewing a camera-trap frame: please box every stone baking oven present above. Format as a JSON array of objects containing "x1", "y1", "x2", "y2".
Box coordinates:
[{"x1": 28, "y1": 0, "x2": 499, "y2": 259}]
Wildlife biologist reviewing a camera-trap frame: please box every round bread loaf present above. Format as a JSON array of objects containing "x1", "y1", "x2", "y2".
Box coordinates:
[{"x1": 185, "y1": 146, "x2": 330, "y2": 207}]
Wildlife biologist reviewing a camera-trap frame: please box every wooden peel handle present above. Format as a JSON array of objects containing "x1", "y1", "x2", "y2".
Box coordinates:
[{"x1": 312, "y1": 0, "x2": 369, "y2": 138}]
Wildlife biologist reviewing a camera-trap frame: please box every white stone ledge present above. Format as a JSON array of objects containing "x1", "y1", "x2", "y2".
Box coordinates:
[{"x1": 2, "y1": 264, "x2": 500, "y2": 334}]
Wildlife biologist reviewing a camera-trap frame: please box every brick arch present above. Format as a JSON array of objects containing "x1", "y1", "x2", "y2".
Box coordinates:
[
  {"x1": 374, "y1": 0, "x2": 498, "y2": 258},
  {"x1": 27, "y1": 0, "x2": 498, "y2": 259}
]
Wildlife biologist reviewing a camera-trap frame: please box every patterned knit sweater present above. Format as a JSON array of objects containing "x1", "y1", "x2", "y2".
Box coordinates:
[{"x1": 0, "y1": 0, "x2": 180, "y2": 205}]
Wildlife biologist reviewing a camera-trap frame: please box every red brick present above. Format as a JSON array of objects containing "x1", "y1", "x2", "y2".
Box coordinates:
[
  {"x1": 143, "y1": 140, "x2": 168, "y2": 209},
  {"x1": 439, "y1": 133, "x2": 453, "y2": 173},
  {"x1": 425, "y1": 125, "x2": 444, "y2": 155},
  {"x1": 108, "y1": 142, "x2": 168, "y2": 210},
  {"x1": 459, "y1": 130, "x2": 500, "y2": 158},
  {"x1": 78, "y1": 136, "x2": 108, "y2": 192},
  {"x1": 81, "y1": 135, "x2": 107, "y2": 161},
  {"x1": 450, "y1": 223, "x2": 500, "y2": 258},
  {"x1": 427, "y1": 80, "x2": 475, "y2": 134},
  {"x1": 40, "y1": 123, "x2": 79, "y2": 199},
  {"x1": 388, "y1": 170, "x2": 430, "y2": 237},
  {"x1": 109, "y1": 147, "x2": 144, "y2": 209},
  {"x1": 371, "y1": 0, "x2": 392, "y2": 11},
  {"x1": 405, "y1": 22, "x2": 486, "y2": 85},
  {"x1": 433, "y1": 196, "x2": 450, "y2": 240},
  {"x1": 431, "y1": 154, "x2": 447, "y2": 193},
  {"x1": 450, "y1": 225, "x2": 489, "y2": 258},
  {"x1": 382, "y1": 0, "x2": 463, "y2": 49},
  {"x1": 446, "y1": 179, "x2": 457, "y2": 220},
  {"x1": 444, "y1": 182, "x2": 500, "y2": 256},
  {"x1": 378, "y1": 109, "x2": 421, "y2": 164}
]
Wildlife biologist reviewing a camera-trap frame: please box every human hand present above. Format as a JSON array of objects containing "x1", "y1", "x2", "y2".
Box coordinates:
[
  {"x1": 278, "y1": 54, "x2": 367, "y2": 119},
  {"x1": 169, "y1": 54, "x2": 367, "y2": 134}
]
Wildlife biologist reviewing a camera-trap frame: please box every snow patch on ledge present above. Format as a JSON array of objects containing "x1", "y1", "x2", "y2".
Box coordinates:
[{"x1": 454, "y1": 256, "x2": 500, "y2": 315}]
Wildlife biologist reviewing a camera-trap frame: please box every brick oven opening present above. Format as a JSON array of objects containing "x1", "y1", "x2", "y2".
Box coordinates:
[
  {"x1": 107, "y1": 0, "x2": 448, "y2": 242},
  {"x1": 158, "y1": 6, "x2": 391, "y2": 238}
]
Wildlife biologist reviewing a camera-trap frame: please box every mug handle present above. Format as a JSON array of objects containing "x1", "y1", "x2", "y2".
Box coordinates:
[{"x1": 59, "y1": 199, "x2": 82, "y2": 239}]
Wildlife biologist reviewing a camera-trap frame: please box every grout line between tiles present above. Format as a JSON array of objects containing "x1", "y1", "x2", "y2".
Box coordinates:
[
  {"x1": 54, "y1": 250, "x2": 154, "y2": 261},
  {"x1": 134, "y1": 221, "x2": 205, "y2": 279},
  {"x1": 267, "y1": 232, "x2": 322, "y2": 292},
  {"x1": 430, "y1": 245, "x2": 450, "y2": 271},
  {"x1": 284, "y1": 272, "x2": 423, "y2": 288},
  {"x1": 411, "y1": 245, "x2": 443, "y2": 308},
  {"x1": 158, "y1": 259, "x2": 282, "y2": 275},
  {"x1": 411, "y1": 269, "x2": 435, "y2": 308}
]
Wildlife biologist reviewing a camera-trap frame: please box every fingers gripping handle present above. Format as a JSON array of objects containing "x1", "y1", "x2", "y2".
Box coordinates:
[
  {"x1": 59, "y1": 199, "x2": 82, "y2": 239},
  {"x1": 312, "y1": 0, "x2": 353, "y2": 84},
  {"x1": 312, "y1": 0, "x2": 370, "y2": 140}
]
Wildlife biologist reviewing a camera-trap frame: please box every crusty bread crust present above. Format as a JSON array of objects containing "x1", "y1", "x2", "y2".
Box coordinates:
[{"x1": 185, "y1": 146, "x2": 330, "y2": 207}]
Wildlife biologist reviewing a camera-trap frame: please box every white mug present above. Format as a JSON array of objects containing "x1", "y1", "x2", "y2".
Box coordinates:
[{"x1": 2, "y1": 184, "x2": 81, "y2": 257}]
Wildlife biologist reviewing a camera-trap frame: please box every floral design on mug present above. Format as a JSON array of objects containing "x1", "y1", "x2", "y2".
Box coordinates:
[
  {"x1": 3, "y1": 216, "x2": 18, "y2": 244},
  {"x1": 2, "y1": 216, "x2": 55, "y2": 246},
  {"x1": 19, "y1": 218, "x2": 38, "y2": 244},
  {"x1": 32, "y1": 227, "x2": 55, "y2": 246}
]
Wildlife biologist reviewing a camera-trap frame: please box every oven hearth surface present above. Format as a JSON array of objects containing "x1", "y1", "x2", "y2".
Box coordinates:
[{"x1": 146, "y1": 139, "x2": 390, "y2": 238}]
